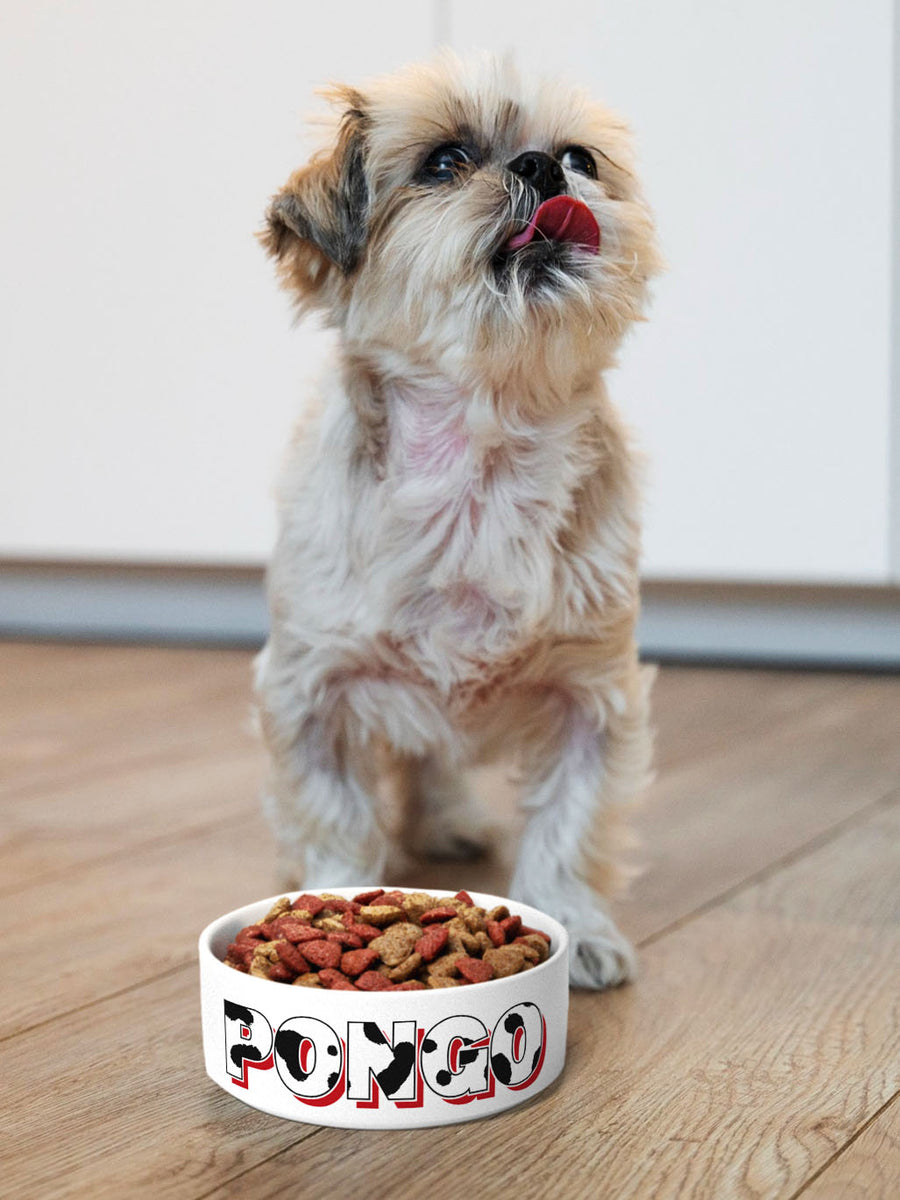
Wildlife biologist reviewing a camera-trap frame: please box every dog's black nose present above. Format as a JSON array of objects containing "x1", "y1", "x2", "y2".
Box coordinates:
[{"x1": 507, "y1": 151, "x2": 566, "y2": 200}]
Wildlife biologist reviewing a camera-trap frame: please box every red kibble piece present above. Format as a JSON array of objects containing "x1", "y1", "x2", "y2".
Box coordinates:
[
  {"x1": 235, "y1": 924, "x2": 266, "y2": 941},
  {"x1": 325, "y1": 931, "x2": 364, "y2": 948},
  {"x1": 378, "y1": 890, "x2": 408, "y2": 908},
  {"x1": 319, "y1": 968, "x2": 358, "y2": 991},
  {"x1": 291, "y1": 894, "x2": 326, "y2": 916},
  {"x1": 341, "y1": 947, "x2": 381, "y2": 977},
  {"x1": 454, "y1": 890, "x2": 475, "y2": 906},
  {"x1": 391, "y1": 980, "x2": 427, "y2": 991},
  {"x1": 485, "y1": 920, "x2": 506, "y2": 947},
  {"x1": 319, "y1": 897, "x2": 361, "y2": 915},
  {"x1": 456, "y1": 956, "x2": 494, "y2": 984},
  {"x1": 272, "y1": 920, "x2": 322, "y2": 944},
  {"x1": 352, "y1": 888, "x2": 386, "y2": 905},
  {"x1": 415, "y1": 925, "x2": 449, "y2": 962},
  {"x1": 226, "y1": 942, "x2": 256, "y2": 969},
  {"x1": 499, "y1": 915, "x2": 522, "y2": 940},
  {"x1": 346, "y1": 922, "x2": 383, "y2": 944},
  {"x1": 420, "y1": 907, "x2": 457, "y2": 924},
  {"x1": 276, "y1": 942, "x2": 311, "y2": 974},
  {"x1": 268, "y1": 962, "x2": 295, "y2": 983},
  {"x1": 519, "y1": 925, "x2": 552, "y2": 945},
  {"x1": 302, "y1": 940, "x2": 342, "y2": 970},
  {"x1": 355, "y1": 971, "x2": 396, "y2": 992}
]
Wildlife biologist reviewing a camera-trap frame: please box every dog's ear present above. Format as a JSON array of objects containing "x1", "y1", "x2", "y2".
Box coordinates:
[{"x1": 260, "y1": 90, "x2": 370, "y2": 305}]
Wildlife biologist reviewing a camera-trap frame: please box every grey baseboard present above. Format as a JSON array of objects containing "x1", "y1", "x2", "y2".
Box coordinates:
[
  {"x1": 0, "y1": 561, "x2": 268, "y2": 647},
  {"x1": 1, "y1": 562, "x2": 898, "y2": 669}
]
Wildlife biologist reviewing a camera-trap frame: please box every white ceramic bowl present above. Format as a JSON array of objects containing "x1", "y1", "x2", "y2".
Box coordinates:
[{"x1": 199, "y1": 886, "x2": 569, "y2": 1129}]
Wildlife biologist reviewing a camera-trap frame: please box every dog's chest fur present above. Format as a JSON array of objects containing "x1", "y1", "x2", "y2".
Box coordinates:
[{"x1": 368, "y1": 380, "x2": 599, "y2": 676}]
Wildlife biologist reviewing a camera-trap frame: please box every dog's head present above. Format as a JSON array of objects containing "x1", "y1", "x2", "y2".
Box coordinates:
[{"x1": 262, "y1": 53, "x2": 660, "y2": 382}]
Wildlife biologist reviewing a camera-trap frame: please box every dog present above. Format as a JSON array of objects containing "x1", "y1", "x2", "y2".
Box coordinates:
[{"x1": 254, "y1": 51, "x2": 661, "y2": 988}]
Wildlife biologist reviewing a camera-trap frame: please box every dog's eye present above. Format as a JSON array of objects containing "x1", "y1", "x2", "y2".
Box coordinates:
[
  {"x1": 423, "y1": 144, "x2": 473, "y2": 183},
  {"x1": 560, "y1": 146, "x2": 597, "y2": 179}
]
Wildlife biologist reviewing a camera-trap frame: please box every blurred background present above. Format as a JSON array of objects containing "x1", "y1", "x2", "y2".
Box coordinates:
[{"x1": 2, "y1": 0, "x2": 898, "y2": 666}]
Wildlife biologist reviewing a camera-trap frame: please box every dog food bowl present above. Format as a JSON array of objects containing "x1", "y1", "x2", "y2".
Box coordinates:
[{"x1": 199, "y1": 886, "x2": 569, "y2": 1129}]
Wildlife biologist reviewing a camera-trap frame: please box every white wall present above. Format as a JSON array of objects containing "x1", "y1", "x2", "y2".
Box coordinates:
[
  {"x1": 0, "y1": 0, "x2": 432, "y2": 564},
  {"x1": 1, "y1": 1, "x2": 897, "y2": 584},
  {"x1": 447, "y1": 0, "x2": 896, "y2": 583}
]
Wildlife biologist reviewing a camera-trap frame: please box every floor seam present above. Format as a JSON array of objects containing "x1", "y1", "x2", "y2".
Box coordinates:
[
  {"x1": 787, "y1": 1088, "x2": 900, "y2": 1199},
  {"x1": 636, "y1": 784, "x2": 900, "y2": 950}
]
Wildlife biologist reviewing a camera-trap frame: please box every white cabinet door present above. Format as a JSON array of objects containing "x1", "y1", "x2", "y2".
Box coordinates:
[
  {"x1": 0, "y1": 1, "x2": 433, "y2": 563},
  {"x1": 447, "y1": 0, "x2": 896, "y2": 583}
]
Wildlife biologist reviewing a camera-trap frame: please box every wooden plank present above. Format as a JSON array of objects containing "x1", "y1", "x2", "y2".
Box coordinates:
[
  {"x1": 619, "y1": 675, "x2": 900, "y2": 943},
  {"x1": 647, "y1": 666, "x2": 863, "y2": 771},
  {"x1": 198, "y1": 796, "x2": 900, "y2": 1200},
  {"x1": 1, "y1": 822, "x2": 279, "y2": 1040},
  {"x1": 0, "y1": 643, "x2": 256, "y2": 798},
  {"x1": 0, "y1": 966, "x2": 315, "y2": 1200},
  {"x1": 800, "y1": 1095, "x2": 900, "y2": 1199},
  {"x1": 0, "y1": 744, "x2": 264, "y2": 892}
]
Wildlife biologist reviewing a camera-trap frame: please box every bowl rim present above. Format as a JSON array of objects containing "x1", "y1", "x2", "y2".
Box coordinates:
[{"x1": 199, "y1": 885, "x2": 569, "y2": 1000}]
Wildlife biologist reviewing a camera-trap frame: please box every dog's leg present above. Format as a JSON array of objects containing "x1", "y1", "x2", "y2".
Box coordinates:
[
  {"x1": 402, "y1": 752, "x2": 494, "y2": 861},
  {"x1": 255, "y1": 646, "x2": 391, "y2": 889},
  {"x1": 261, "y1": 723, "x2": 390, "y2": 889},
  {"x1": 509, "y1": 665, "x2": 653, "y2": 989}
]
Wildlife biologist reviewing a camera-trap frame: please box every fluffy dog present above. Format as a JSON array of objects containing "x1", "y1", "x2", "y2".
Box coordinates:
[{"x1": 254, "y1": 52, "x2": 660, "y2": 988}]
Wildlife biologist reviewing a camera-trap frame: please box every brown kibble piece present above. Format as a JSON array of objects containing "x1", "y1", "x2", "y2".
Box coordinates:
[
  {"x1": 427, "y1": 976, "x2": 462, "y2": 988},
  {"x1": 292, "y1": 972, "x2": 322, "y2": 987},
  {"x1": 472, "y1": 930, "x2": 493, "y2": 954},
  {"x1": 460, "y1": 906, "x2": 487, "y2": 934},
  {"x1": 487, "y1": 905, "x2": 509, "y2": 922},
  {"x1": 383, "y1": 952, "x2": 423, "y2": 982},
  {"x1": 262, "y1": 897, "x2": 293, "y2": 923},
  {"x1": 483, "y1": 944, "x2": 530, "y2": 978},
  {"x1": 249, "y1": 942, "x2": 280, "y2": 979},
  {"x1": 315, "y1": 915, "x2": 348, "y2": 933},
  {"x1": 369, "y1": 922, "x2": 422, "y2": 965},
  {"x1": 427, "y1": 952, "x2": 461, "y2": 979},
  {"x1": 357, "y1": 904, "x2": 405, "y2": 927},
  {"x1": 514, "y1": 934, "x2": 550, "y2": 962},
  {"x1": 401, "y1": 892, "x2": 437, "y2": 922}
]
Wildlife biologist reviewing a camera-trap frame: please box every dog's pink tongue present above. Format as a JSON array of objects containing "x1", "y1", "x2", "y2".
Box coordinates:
[{"x1": 505, "y1": 195, "x2": 601, "y2": 253}]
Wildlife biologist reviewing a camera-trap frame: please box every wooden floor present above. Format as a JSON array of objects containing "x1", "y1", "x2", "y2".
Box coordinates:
[{"x1": 2, "y1": 643, "x2": 899, "y2": 1199}]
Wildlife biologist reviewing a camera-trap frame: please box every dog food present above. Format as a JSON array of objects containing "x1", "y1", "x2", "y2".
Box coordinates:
[{"x1": 224, "y1": 889, "x2": 552, "y2": 990}]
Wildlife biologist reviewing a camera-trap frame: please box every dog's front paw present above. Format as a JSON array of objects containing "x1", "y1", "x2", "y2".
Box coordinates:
[{"x1": 568, "y1": 924, "x2": 637, "y2": 990}]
